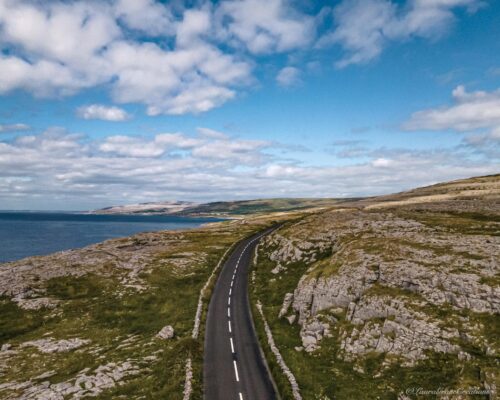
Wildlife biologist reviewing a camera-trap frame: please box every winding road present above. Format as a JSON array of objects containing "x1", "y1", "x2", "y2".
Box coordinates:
[{"x1": 203, "y1": 227, "x2": 278, "y2": 400}]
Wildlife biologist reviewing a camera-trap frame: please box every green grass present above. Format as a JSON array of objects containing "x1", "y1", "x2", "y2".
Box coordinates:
[
  {"x1": 363, "y1": 283, "x2": 424, "y2": 302},
  {"x1": 46, "y1": 275, "x2": 103, "y2": 300},
  {"x1": 0, "y1": 222, "x2": 281, "y2": 399},
  {"x1": 179, "y1": 198, "x2": 341, "y2": 216},
  {"x1": 251, "y1": 224, "x2": 497, "y2": 400},
  {"x1": 0, "y1": 297, "x2": 47, "y2": 344},
  {"x1": 397, "y1": 210, "x2": 500, "y2": 236}
]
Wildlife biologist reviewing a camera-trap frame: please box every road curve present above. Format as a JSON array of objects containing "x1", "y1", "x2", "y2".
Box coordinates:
[{"x1": 204, "y1": 227, "x2": 278, "y2": 400}]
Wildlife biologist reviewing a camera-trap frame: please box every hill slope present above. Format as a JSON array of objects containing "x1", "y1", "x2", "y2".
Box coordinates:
[{"x1": 251, "y1": 174, "x2": 499, "y2": 399}]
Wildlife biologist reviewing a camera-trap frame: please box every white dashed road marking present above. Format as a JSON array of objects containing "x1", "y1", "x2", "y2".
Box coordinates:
[
  {"x1": 224, "y1": 233, "x2": 269, "y2": 395},
  {"x1": 233, "y1": 360, "x2": 240, "y2": 382}
]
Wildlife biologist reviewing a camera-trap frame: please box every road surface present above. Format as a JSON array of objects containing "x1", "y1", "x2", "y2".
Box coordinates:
[{"x1": 204, "y1": 227, "x2": 278, "y2": 400}]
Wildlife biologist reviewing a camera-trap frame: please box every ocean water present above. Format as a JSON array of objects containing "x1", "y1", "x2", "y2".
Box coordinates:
[{"x1": 0, "y1": 212, "x2": 221, "y2": 263}]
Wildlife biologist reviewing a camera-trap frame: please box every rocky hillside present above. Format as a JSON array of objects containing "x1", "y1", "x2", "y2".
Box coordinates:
[
  {"x1": 252, "y1": 174, "x2": 499, "y2": 399},
  {"x1": 0, "y1": 213, "x2": 285, "y2": 400}
]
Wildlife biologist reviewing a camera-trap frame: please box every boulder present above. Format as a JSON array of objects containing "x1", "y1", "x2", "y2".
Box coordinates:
[{"x1": 157, "y1": 325, "x2": 175, "y2": 340}]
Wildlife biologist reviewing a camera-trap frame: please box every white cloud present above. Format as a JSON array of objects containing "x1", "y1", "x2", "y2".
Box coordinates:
[
  {"x1": 0, "y1": 123, "x2": 30, "y2": 133},
  {"x1": 77, "y1": 104, "x2": 131, "y2": 121},
  {"x1": 0, "y1": 0, "x2": 484, "y2": 114},
  {"x1": 276, "y1": 66, "x2": 301, "y2": 87},
  {"x1": 155, "y1": 133, "x2": 202, "y2": 149},
  {"x1": 320, "y1": 0, "x2": 482, "y2": 67},
  {"x1": 114, "y1": 0, "x2": 174, "y2": 36},
  {"x1": 191, "y1": 138, "x2": 269, "y2": 164},
  {"x1": 176, "y1": 8, "x2": 212, "y2": 48},
  {"x1": 372, "y1": 157, "x2": 394, "y2": 167},
  {"x1": 216, "y1": 0, "x2": 315, "y2": 54},
  {"x1": 0, "y1": 1, "x2": 120, "y2": 63},
  {"x1": 99, "y1": 135, "x2": 165, "y2": 157},
  {"x1": 0, "y1": 1, "x2": 252, "y2": 115},
  {"x1": 98, "y1": 132, "x2": 205, "y2": 158},
  {"x1": 96, "y1": 129, "x2": 268, "y2": 163},
  {"x1": 0, "y1": 127, "x2": 497, "y2": 210},
  {"x1": 404, "y1": 85, "x2": 500, "y2": 159},
  {"x1": 405, "y1": 85, "x2": 500, "y2": 136},
  {"x1": 196, "y1": 127, "x2": 229, "y2": 140},
  {"x1": 104, "y1": 39, "x2": 250, "y2": 115}
]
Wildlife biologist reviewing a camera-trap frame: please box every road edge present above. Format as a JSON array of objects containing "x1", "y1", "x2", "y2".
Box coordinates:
[
  {"x1": 202, "y1": 223, "x2": 280, "y2": 399},
  {"x1": 245, "y1": 227, "x2": 282, "y2": 400}
]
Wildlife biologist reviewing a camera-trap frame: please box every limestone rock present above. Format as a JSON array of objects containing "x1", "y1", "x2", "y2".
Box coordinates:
[
  {"x1": 1, "y1": 344, "x2": 12, "y2": 352},
  {"x1": 157, "y1": 325, "x2": 175, "y2": 340},
  {"x1": 6, "y1": 361, "x2": 141, "y2": 399},
  {"x1": 262, "y1": 206, "x2": 499, "y2": 366},
  {"x1": 278, "y1": 293, "x2": 294, "y2": 318},
  {"x1": 21, "y1": 338, "x2": 90, "y2": 353}
]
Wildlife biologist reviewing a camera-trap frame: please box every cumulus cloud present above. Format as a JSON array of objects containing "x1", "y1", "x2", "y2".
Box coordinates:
[
  {"x1": 0, "y1": 0, "x2": 316, "y2": 115},
  {"x1": 0, "y1": 0, "x2": 252, "y2": 115},
  {"x1": 0, "y1": 0, "x2": 484, "y2": 112},
  {"x1": 114, "y1": 0, "x2": 174, "y2": 36},
  {"x1": 0, "y1": 1, "x2": 118, "y2": 96},
  {"x1": 96, "y1": 130, "x2": 268, "y2": 162},
  {"x1": 77, "y1": 104, "x2": 130, "y2": 121},
  {"x1": 404, "y1": 85, "x2": 500, "y2": 158},
  {"x1": 320, "y1": 0, "x2": 482, "y2": 67},
  {"x1": 99, "y1": 135, "x2": 166, "y2": 157},
  {"x1": 0, "y1": 126, "x2": 497, "y2": 209},
  {"x1": 405, "y1": 85, "x2": 500, "y2": 132},
  {"x1": 276, "y1": 66, "x2": 301, "y2": 87},
  {"x1": 0, "y1": 123, "x2": 30, "y2": 133},
  {"x1": 215, "y1": 0, "x2": 315, "y2": 54}
]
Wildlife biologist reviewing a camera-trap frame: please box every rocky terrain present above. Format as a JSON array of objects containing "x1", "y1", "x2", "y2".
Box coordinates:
[
  {"x1": 0, "y1": 214, "x2": 283, "y2": 400},
  {"x1": 252, "y1": 174, "x2": 499, "y2": 399},
  {"x1": 1, "y1": 173, "x2": 498, "y2": 399}
]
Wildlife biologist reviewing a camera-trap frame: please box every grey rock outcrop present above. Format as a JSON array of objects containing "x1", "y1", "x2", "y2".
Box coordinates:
[
  {"x1": 262, "y1": 207, "x2": 499, "y2": 365},
  {"x1": 157, "y1": 325, "x2": 175, "y2": 340},
  {"x1": 278, "y1": 293, "x2": 294, "y2": 318},
  {"x1": 3, "y1": 361, "x2": 141, "y2": 399},
  {"x1": 21, "y1": 338, "x2": 91, "y2": 354}
]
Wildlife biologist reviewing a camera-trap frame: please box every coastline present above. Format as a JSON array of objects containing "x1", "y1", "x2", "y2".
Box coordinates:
[{"x1": 0, "y1": 212, "x2": 226, "y2": 264}]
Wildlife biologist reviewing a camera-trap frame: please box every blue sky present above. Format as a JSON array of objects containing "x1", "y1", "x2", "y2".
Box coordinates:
[{"x1": 0, "y1": 0, "x2": 498, "y2": 210}]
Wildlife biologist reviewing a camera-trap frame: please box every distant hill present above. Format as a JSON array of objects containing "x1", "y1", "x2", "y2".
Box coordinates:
[
  {"x1": 91, "y1": 174, "x2": 500, "y2": 217},
  {"x1": 342, "y1": 173, "x2": 500, "y2": 212},
  {"x1": 92, "y1": 200, "x2": 198, "y2": 215},
  {"x1": 92, "y1": 198, "x2": 346, "y2": 216},
  {"x1": 176, "y1": 198, "x2": 348, "y2": 216}
]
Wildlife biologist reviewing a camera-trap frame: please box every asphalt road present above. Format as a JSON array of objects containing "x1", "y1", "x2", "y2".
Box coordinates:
[{"x1": 204, "y1": 227, "x2": 278, "y2": 400}]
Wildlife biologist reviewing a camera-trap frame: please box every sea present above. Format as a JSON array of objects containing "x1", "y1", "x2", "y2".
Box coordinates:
[{"x1": 0, "y1": 212, "x2": 222, "y2": 263}]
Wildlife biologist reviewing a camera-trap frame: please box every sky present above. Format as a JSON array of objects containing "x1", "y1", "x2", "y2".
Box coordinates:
[{"x1": 0, "y1": 0, "x2": 499, "y2": 210}]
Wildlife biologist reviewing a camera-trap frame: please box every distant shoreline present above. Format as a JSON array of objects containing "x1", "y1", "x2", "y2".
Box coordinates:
[{"x1": 0, "y1": 212, "x2": 224, "y2": 263}]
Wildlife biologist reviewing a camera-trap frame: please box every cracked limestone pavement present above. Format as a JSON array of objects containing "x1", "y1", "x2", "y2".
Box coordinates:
[{"x1": 253, "y1": 174, "x2": 499, "y2": 399}]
